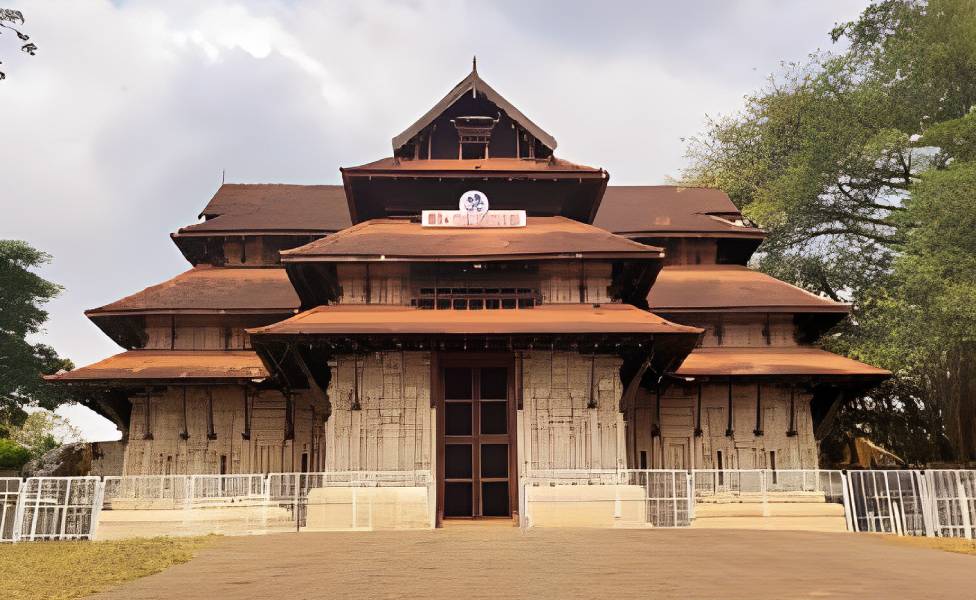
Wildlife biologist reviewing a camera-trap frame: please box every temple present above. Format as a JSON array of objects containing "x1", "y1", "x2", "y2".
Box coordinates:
[{"x1": 48, "y1": 64, "x2": 888, "y2": 522}]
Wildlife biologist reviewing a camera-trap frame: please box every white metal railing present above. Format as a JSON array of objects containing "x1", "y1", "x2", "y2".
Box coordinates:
[
  {"x1": 12, "y1": 477, "x2": 103, "y2": 542},
  {"x1": 924, "y1": 470, "x2": 975, "y2": 539},
  {"x1": 2, "y1": 469, "x2": 974, "y2": 540},
  {"x1": 693, "y1": 469, "x2": 846, "y2": 504},
  {"x1": 1, "y1": 478, "x2": 22, "y2": 542},
  {"x1": 520, "y1": 469, "x2": 692, "y2": 529}
]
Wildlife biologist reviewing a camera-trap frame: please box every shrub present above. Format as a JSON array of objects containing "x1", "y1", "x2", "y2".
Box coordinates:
[{"x1": 0, "y1": 438, "x2": 31, "y2": 470}]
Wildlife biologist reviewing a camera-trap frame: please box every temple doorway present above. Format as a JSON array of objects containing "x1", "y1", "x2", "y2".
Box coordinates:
[{"x1": 436, "y1": 357, "x2": 517, "y2": 521}]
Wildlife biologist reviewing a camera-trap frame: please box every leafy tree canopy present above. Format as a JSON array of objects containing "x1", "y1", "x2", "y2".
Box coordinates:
[
  {"x1": 9, "y1": 410, "x2": 82, "y2": 461},
  {"x1": 0, "y1": 240, "x2": 73, "y2": 436},
  {"x1": 683, "y1": 0, "x2": 976, "y2": 463}
]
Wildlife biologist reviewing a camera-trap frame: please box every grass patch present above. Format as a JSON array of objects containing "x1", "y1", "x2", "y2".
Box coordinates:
[
  {"x1": 0, "y1": 536, "x2": 218, "y2": 600},
  {"x1": 886, "y1": 535, "x2": 976, "y2": 556}
]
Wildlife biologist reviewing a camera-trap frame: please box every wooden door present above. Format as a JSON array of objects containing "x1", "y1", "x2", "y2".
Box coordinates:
[
  {"x1": 438, "y1": 360, "x2": 516, "y2": 519},
  {"x1": 665, "y1": 440, "x2": 689, "y2": 470}
]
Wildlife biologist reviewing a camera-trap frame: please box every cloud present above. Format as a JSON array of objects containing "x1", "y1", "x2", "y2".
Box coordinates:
[{"x1": 0, "y1": 0, "x2": 871, "y2": 439}]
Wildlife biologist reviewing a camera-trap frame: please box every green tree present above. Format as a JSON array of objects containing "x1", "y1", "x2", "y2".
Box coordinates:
[
  {"x1": 10, "y1": 410, "x2": 82, "y2": 460},
  {"x1": 683, "y1": 0, "x2": 976, "y2": 463},
  {"x1": 0, "y1": 240, "x2": 73, "y2": 436}
]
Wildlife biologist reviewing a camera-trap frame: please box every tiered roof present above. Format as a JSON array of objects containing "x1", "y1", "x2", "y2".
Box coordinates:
[
  {"x1": 45, "y1": 350, "x2": 268, "y2": 385},
  {"x1": 648, "y1": 265, "x2": 850, "y2": 314},
  {"x1": 675, "y1": 347, "x2": 889, "y2": 380},
  {"x1": 281, "y1": 217, "x2": 663, "y2": 263},
  {"x1": 594, "y1": 186, "x2": 764, "y2": 239},
  {"x1": 49, "y1": 65, "x2": 887, "y2": 409}
]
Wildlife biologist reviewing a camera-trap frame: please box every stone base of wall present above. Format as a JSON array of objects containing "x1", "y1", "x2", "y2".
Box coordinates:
[
  {"x1": 525, "y1": 485, "x2": 648, "y2": 528},
  {"x1": 305, "y1": 487, "x2": 431, "y2": 530}
]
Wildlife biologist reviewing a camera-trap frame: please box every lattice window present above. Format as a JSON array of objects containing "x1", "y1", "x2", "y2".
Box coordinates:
[{"x1": 412, "y1": 287, "x2": 539, "y2": 310}]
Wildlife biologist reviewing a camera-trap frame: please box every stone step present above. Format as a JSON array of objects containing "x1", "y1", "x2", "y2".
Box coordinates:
[{"x1": 694, "y1": 502, "x2": 845, "y2": 518}]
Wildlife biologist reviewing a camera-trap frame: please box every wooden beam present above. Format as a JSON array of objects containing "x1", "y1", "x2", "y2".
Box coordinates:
[
  {"x1": 618, "y1": 355, "x2": 652, "y2": 413},
  {"x1": 814, "y1": 389, "x2": 846, "y2": 440}
]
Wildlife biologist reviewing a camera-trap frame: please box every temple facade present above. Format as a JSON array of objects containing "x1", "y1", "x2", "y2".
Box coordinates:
[{"x1": 49, "y1": 65, "x2": 888, "y2": 521}]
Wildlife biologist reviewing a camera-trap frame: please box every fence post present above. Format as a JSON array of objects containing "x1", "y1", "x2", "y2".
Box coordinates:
[
  {"x1": 957, "y1": 471, "x2": 972, "y2": 540},
  {"x1": 90, "y1": 479, "x2": 106, "y2": 541},
  {"x1": 840, "y1": 471, "x2": 854, "y2": 532},
  {"x1": 519, "y1": 478, "x2": 529, "y2": 531}
]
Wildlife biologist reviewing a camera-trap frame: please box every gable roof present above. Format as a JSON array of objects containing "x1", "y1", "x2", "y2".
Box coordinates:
[
  {"x1": 392, "y1": 67, "x2": 557, "y2": 153},
  {"x1": 594, "y1": 186, "x2": 765, "y2": 238},
  {"x1": 280, "y1": 216, "x2": 663, "y2": 262},
  {"x1": 178, "y1": 184, "x2": 351, "y2": 235}
]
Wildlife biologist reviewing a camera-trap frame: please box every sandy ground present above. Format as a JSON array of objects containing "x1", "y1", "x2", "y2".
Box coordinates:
[{"x1": 89, "y1": 526, "x2": 976, "y2": 600}]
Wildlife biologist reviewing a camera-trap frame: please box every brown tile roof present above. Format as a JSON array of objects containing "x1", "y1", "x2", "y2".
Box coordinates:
[
  {"x1": 176, "y1": 184, "x2": 351, "y2": 235},
  {"x1": 392, "y1": 67, "x2": 557, "y2": 152},
  {"x1": 281, "y1": 216, "x2": 662, "y2": 262},
  {"x1": 594, "y1": 186, "x2": 765, "y2": 238},
  {"x1": 247, "y1": 303, "x2": 701, "y2": 337},
  {"x1": 648, "y1": 265, "x2": 850, "y2": 313},
  {"x1": 86, "y1": 266, "x2": 299, "y2": 316},
  {"x1": 342, "y1": 156, "x2": 602, "y2": 176},
  {"x1": 45, "y1": 350, "x2": 268, "y2": 383},
  {"x1": 674, "y1": 347, "x2": 890, "y2": 378}
]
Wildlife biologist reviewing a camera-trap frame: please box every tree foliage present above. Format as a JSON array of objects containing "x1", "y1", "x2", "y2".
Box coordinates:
[
  {"x1": 0, "y1": 8, "x2": 37, "y2": 81},
  {"x1": 0, "y1": 240, "x2": 73, "y2": 435},
  {"x1": 683, "y1": 0, "x2": 976, "y2": 464},
  {"x1": 0, "y1": 437, "x2": 30, "y2": 470},
  {"x1": 9, "y1": 410, "x2": 82, "y2": 461}
]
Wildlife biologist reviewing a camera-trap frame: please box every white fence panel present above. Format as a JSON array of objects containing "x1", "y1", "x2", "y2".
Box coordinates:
[
  {"x1": 1, "y1": 478, "x2": 22, "y2": 542},
  {"x1": 846, "y1": 470, "x2": 929, "y2": 536},
  {"x1": 521, "y1": 469, "x2": 692, "y2": 529},
  {"x1": 13, "y1": 477, "x2": 103, "y2": 541},
  {"x1": 925, "y1": 470, "x2": 975, "y2": 539}
]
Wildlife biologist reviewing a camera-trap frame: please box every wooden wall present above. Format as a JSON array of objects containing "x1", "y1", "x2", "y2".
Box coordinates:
[
  {"x1": 123, "y1": 386, "x2": 323, "y2": 475},
  {"x1": 335, "y1": 262, "x2": 613, "y2": 306},
  {"x1": 520, "y1": 352, "x2": 626, "y2": 471},
  {"x1": 628, "y1": 382, "x2": 818, "y2": 471},
  {"x1": 324, "y1": 352, "x2": 433, "y2": 471}
]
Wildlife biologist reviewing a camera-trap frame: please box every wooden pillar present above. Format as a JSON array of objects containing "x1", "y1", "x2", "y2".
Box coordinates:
[
  {"x1": 179, "y1": 387, "x2": 189, "y2": 440},
  {"x1": 242, "y1": 386, "x2": 252, "y2": 440},
  {"x1": 786, "y1": 384, "x2": 798, "y2": 437},
  {"x1": 694, "y1": 382, "x2": 703, "y2": 437},
  {"x1": 285, "y1": 391, "x2": 295, "y2": 441},
  {"x1": 753, "y1": 382, "x2": 764, "y2": 437},
  {"x1": 725, "y1": 379, "x2": 734, "y2": 437},
  {"x1": 206, "y1": 387, "x2": 217, "y2": 440},
  {"x1": 142, "y1": 386, "x2": 153, "y2": 440}
]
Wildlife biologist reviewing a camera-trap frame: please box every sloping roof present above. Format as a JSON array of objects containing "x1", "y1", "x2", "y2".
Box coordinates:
[
  {"x1": 594, "y1": 186, "x2": 765, "y2": 238},
  {"x1": 248, "y1": 304, "x2": 702, "y2": 337},
  {"x1": 86, "y1": 266, "x2": 299, "y2": 316},
  {"x1": 343, "y1": 156, "x2": 601, "y2": 175},
  {"x1": 392, "y1": 67, "x2": 557, "y2": 152},
  {"x1": 45, "y1": 350, "x2": 268, "y2": 384},
  {"x1": 281, "y1": 216, "x2": 663, "y2": 262},
  {"x1": 673, "y1": 347, "x2": 890, "y2": 378},
  {"x1": 648, "y1": 265, "x2": 850, "y2": 313},
  {"x1": 176, "y1": 184, "x2": 351, "y2": 235}
]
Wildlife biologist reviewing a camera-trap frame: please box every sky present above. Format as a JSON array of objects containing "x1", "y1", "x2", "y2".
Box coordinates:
[{"x1": 0, "y1": 0, "x2": 871, "y2": 441}]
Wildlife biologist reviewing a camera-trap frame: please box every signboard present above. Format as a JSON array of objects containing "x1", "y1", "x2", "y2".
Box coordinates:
[{"x1": 421, "y1": 190, "x2": 526, "y2": 228}]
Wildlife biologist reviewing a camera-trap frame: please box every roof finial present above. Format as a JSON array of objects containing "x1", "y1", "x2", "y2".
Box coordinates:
[{"x1": 472, "y1": 55, "x2": 477, "y2": 73}]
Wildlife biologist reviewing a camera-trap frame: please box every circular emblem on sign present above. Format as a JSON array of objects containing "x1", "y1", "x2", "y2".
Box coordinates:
[{"x1": 459, "y1": 190, "x2": 489, "y2": 214}]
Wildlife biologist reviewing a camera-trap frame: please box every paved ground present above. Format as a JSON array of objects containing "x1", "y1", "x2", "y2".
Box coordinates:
[{"x1": 90, "y1": 527, "x2": 975, "y2": 600}]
